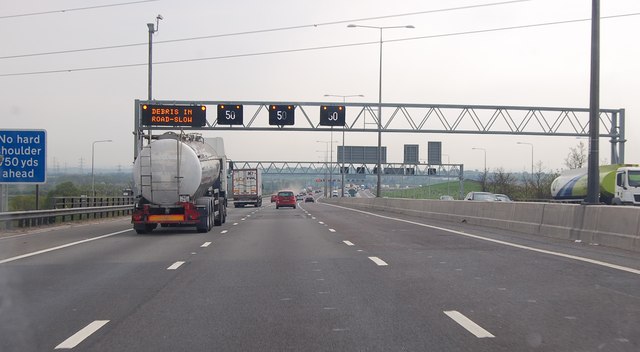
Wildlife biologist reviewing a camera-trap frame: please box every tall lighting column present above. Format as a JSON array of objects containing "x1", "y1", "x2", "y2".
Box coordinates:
[
  {"x1": 324, "y1": 94, "x2": 364, "y2": 196},
  {"x1": 92, "y1": 140, "x2": 113, "y2": 198},
  {"x1": 516, "y1": 142, "x2": 534, "y2": 176},
  {"x1": 472, "y1": 147, "x2": 487, "y2": 191},
  {"x1": 347, "y1": 24, "x2": 414, "y2": 197}
]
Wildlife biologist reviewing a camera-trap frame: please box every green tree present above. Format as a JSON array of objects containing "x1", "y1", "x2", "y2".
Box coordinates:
[{"x1": 45, "y1": 181, "x2": 81, "y2": 208}]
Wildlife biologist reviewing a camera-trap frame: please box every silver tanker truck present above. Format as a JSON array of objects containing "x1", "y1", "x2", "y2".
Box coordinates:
[{"x1": 131, "y1": 132, "x2": 228, "y2": 233}]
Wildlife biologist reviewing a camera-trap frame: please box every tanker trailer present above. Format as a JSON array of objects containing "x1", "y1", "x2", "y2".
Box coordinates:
[
  {"x1": 131, "y1": 132, "x2": 227, "y2": 233},
  {"x1": 550, "y1": 164, "x2": 640, "y2": 205}
]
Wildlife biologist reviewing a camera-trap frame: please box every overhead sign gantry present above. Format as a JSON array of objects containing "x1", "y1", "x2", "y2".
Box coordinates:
[{"x1": 134, "y1": 99, "x2": 627, "y2": 164}]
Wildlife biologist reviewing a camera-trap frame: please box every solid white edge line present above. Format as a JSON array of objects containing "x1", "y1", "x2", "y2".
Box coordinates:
[
  {"x1": 167, "y1": 261, "x2": 185, "y2": 270},
  {"x1": 201, "y1": 242, "x2": 212, "y2": 248},
  {"x1": 343, "y1": 240, "x2": 355, "y2": 246},
  {"x1": 368, "y1": 256, "x2": 388, "y2": 266},
  {"x1": 54, "y1": 320, "x2": 110, "y2": 349},
  {"x1": 0, "y1": 229, "x2": 132, "y2": 265},
  {"x1": 321, "y1": 203, "x2": 640, "y2": 276},
  {"x1": 444, "y1": 311, "x2": 495, "y2": 338}
]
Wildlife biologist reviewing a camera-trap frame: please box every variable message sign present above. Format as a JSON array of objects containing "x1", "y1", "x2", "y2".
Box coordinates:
[
  {"x1": 0, "y1": 129, "x2": 46, "y2": 183},
  {"x1": 141, "y1": 104, "x2": 206, "y2": 126},
  {"x1": 217, "y1": 104, "x2": 244, "y2": 125},
  {"x1": 269, "y1": 105, "x2": 295, "y2": 126},
  {"x1": 319, "y1": 105, "x2": 345, "y2": 126}
]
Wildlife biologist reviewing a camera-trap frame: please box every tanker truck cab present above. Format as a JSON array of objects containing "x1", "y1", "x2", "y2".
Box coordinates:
[{"x1": 613, "y1": 167, "x2": 640, "y2": 205}]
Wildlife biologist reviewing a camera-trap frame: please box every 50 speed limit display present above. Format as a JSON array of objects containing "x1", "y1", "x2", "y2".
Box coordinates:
[
  {"x1": 217, "y1": 104, "x2": 244, "y2": 125},
  {"x1": 319, "y1": 105, "x2": 345, "y2": 126},
  {"x1": 269, "y1": 105, "x2": 295, "y2": 126}
]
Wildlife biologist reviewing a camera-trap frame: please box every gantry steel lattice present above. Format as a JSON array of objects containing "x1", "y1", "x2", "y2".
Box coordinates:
[{"x1": 134, "y1": 99, "x2": 626, "y2": 163}]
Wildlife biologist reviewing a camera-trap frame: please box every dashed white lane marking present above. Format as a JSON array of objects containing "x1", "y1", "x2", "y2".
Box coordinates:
[
  {"x1": 322, "y1": 203, "x2": 640, "y2": 276},
  {"x1": 167, "y1": 261, "x2": 185, "y2": 270},
  {"x1": 221, "y1": 230, "x2": 228, "y2": 234},
  {"x1": 329, "y1": 229, "x2": 336, "y2": 233},
  {"x1": 312, "y1": 217, "x2": 316, "y2": 220},
  {"x1": 55, "y1": 320, "x2": 109, "y2": 349},
  {"x1": 0, "y1": 229, "x2": 132, "y2": 264},
  {"x1": 233, "y1": 223, "x2": 239, "y2": 226},
  {"x1": 201, "y1": 242, "x2": 212, "y2": 248},
  {"x1": 444, "y1": 310, "x2": 495, "y2": 338},
  {"x1": 368, "y1": 256, "x2": 388, "y2": 266},
  {"x1": 343, "y1": 240, "x2": 355, "y2": 246},
  {"x1": 241, "y1": 218, "x2": 246, "y2": 221},
  {"x1": 318, "y1": 221, "x2": 325, "y2": 225}
]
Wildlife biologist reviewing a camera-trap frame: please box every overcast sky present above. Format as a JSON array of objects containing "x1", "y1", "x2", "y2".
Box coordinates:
[{"x1": 1, "y1": 0, "x2": 638, "y2": 173}]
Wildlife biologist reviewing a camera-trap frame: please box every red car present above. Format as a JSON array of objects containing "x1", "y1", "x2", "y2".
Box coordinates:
[
  {"x1": 276, "y1": 190, "x2": 296, "y2": 209},
  {"x1": 270, "y1": 194, "x2": 278, "y2": 203}
]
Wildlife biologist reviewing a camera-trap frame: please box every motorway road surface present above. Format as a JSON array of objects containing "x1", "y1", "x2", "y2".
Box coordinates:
[{"x1": 1, "y1": 200, "x2": 639, "y2": 351}]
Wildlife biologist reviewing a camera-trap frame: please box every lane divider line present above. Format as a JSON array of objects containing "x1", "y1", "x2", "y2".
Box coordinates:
[
  {"x1": 0, "y1": 229, "x2": 132, "y2": 265},
  {"x1": 329, "y1": 229, "x2": 336, "y2": 233},
  {"x1": 368, "y1": 256, "x2": 388, "y2": 266},
  {"x1": 54, "y1": 320, "x2": 110, "y2": 349},
  {"x1": 343, "y1": 240, "x2": 355, "y2": 246},
  {"x1": 201, "y1": 242, "x2": 212, "y2": 248},
  {"x1": 221, "y1": 230, "x2": 228, "y2": 234},
  {"x1": 444, "y1": 310, "x2": 495, "y2": 338},
  {"x1": 322, "y1": 203, "x2": 640, "y2": 276},
  {"x1": 167, "y1": 261, "x2": 185, "y2": 270}
]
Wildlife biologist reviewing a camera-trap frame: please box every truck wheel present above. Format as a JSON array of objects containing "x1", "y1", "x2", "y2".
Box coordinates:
[{"x1": 214, "y1": 203, "x2": 224, "y2": 226}]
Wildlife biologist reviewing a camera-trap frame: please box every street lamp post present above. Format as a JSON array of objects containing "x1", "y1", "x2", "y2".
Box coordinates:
[
  {"x1": 443, "y1": 154, "x2": 451, "y2": 196},
  {"x1": 147, "y1": 14, "x2": 163, "y2": 101},
  {"x1": 92, "y1": 140, "x2": 113, "y2": 198},
  {"x1": 516, "y1": 142, "x2": 534, "y2": 176},
  {"x1": 317, "y1": 140, "x2": 337, "y2": 197},
  {"x1": 347, "y1": 24, "x2": 414, "y2": 198},
  {"x1": 324, "y1": 94, "x2": 364, "y2": 197},
  {"x1": 472, "y1": 147, "x2": 487, "y2": 191}
]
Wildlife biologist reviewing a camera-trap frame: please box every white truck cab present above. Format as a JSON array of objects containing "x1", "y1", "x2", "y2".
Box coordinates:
[{"x1": 614, "y1": 167, "x2": 640, "y2": 205}]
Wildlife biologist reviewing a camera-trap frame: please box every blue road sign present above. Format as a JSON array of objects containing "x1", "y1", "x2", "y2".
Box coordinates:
[{"x1": 0, "y1": 130, "x2": 46, "y2": 184}]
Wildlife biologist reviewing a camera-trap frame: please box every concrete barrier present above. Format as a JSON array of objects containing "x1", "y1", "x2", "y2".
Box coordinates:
[{"x1": 326, "y1": 197, "x2": 640, "y2": 252}]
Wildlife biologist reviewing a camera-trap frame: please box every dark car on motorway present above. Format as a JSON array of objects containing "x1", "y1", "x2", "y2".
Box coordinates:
[
  {"x1": 270, "y1": 194, "x2": 278, "y2": 203},
  {"x1": 304, "y1": 195, "x2": 315, "y2": 203},
  {"x1": 494, "y1": 193, "x2": 513, "y2": 202},
  {"x1": 463, "y1": 191, "x2": 497, "y2": 201},
  {"x1": 276, "y1": 190, "x2": 297, "y2": 209}
]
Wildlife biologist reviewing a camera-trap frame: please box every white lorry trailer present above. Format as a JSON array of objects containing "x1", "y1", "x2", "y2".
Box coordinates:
[
  {"x1": 131, "y1": 132, "x2": 228, "y2": 233},
  {"x1": 232, "y1": 168, "x2": 263, "y2": 207}
]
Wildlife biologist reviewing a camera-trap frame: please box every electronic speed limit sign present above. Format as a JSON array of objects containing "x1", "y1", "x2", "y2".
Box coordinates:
[
  {"x1": 319, "y1": 105, "x2": 345, "y2": 126},
  {"x1": 217, "y1": 104, "x2": 243, "y2": 125},
  {"x1": 269, "y1": 105, "x2": 295, "y2": 126}
]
